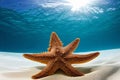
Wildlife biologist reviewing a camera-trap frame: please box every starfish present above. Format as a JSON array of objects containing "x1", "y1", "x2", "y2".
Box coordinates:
[{"x1": 23, "y1": 32, "x2": 100, "y2": 79}]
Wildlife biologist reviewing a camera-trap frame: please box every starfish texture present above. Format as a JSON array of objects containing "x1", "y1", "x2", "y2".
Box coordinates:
[{"x1": 23, "y1": 32, "x2": 100, "y2": 79}]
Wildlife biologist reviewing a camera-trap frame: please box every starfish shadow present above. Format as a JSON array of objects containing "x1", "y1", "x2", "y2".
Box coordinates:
[{"x1": 75, "y1": 67, "x2": 92, "y2": 74}]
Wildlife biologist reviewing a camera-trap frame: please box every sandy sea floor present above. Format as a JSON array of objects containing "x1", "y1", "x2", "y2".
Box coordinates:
[{"x1": 0, "y1": 49, "x2": 120, "y2": 80}]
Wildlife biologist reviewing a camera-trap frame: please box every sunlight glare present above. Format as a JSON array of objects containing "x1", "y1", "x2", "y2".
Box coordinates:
[{"x1": 67, "y1": 0, "x2": 94, "y2": 11}]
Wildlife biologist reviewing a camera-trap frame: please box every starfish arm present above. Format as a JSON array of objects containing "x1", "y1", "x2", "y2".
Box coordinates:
[
  {"x1": 60, "y1": 62, "x2": 84, "y2": 76},
  {"x1": 63, "y1": 38, "x2": 80, "y2": 56},
  {"x1": 32, "y1": 60, "x2": 59, "y2": 79},
  {"x1": 23, "y1": 52, "x2": 55, "y2": 64},
  {"x1": 64, "y1": 52, "x2": 100, "y2": 64},
  {"x1": 48, "y1": 32, "x2": 63, "y2": 51}
]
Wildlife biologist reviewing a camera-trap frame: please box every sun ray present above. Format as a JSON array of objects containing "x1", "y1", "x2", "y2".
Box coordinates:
[{"x1": 67, "y1": 0, "x2": 96, "y2": 12}]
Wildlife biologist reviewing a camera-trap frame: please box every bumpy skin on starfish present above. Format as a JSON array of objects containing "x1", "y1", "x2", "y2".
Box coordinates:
[{"x1": 23, "y1": 32, "x2": 100, "y2": 79}]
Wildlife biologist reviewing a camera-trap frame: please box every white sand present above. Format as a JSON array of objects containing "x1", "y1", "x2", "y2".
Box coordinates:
[{"x1": 0, "y1": 49, "x2": 120, "y2": 80}]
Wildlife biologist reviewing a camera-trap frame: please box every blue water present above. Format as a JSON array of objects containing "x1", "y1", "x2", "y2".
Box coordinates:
[{"x1": 0, "y1": 0, "x2": 120, "y2": 53}]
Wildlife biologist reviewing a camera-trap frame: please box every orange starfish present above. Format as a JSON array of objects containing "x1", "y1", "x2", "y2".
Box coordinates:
[{"x1": 23, "y1": 32, "x2": 99, "y2": 79}]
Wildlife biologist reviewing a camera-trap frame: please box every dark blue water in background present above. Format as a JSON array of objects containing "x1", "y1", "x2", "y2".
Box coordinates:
[{"x1": 0, "y1": 0, "x2": 120, "y2": 53}]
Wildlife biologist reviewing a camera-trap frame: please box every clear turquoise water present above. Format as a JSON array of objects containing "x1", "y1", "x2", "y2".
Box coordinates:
[{"x1": 0, "y1": 0, "x2": 120, "y2": 53}]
